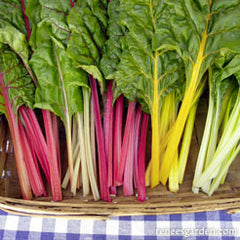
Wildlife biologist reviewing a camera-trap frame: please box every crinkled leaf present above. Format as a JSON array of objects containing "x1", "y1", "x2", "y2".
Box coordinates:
[
  {"x1": 208, "y1": 54, "x2": 240, "y2": 106},
  {"x1": 39, "y1": 0, "x2": 71, "y2": 43},
  {"x1": 0, "y1": 24, "x2": 29, "y2": 67},
  {"x1": 153, "y1": 0, "x2": 240, "y2": 84},
  {"x1": 0, "y1": 0, "x2": 26, "y2": 35},
  {"x1": 113, "y1": 0, "x2": 184, "y2": 113},
  {"x1": 0, "y1": 46, "x2": 34, "y2": 115},
  {"x1": 100, "y1": 0, "x2": 125, "y2": 80},
  {"x1": 26, "y1": 0, "x2": 71, "y2": 50},
  {"x1": 67, "y1": 2, "x2": 108, "y2": 92},
  {"x1": 75, "y1": 0, "x2": 108, "y2": 28},
  {"x1": 221, "y1": 55, "x2": 240, "y2": 81},
  {"x1": 30, "y1": 37, "x2": 88, "y2": 123}
]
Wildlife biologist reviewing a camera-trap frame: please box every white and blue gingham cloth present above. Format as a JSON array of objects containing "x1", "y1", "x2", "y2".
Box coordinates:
[{"x1": 0, "y1": 209, "x2": 240, "y2": 239}]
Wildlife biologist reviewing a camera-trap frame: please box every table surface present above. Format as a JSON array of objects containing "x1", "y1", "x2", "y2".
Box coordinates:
[{"x1": 0, "y1": 209, "x2": 240, "y2": 239}]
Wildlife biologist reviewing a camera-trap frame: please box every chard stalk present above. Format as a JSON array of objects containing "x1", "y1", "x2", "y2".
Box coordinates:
[
  {"x1": 195, "y1": 91, "x2": 240, "y2": 190},
  {"x1": 159, "y1": 93, "x2": 173, "y2": 171},
  {"x1": 52, "y1": 113, "x2": 61, "y2": 179},
  {"x1": 19, "y1": 107, "x2": 50, "y2": 183},
  {"x1": 160, "y1": 20, "x2": 210, "y2": 185},
  {"x1": 151, "y1": 52, "x2": 160, "y2": 187},
  {"x1": 21, "y1": 0, "x2": 31, "y2": 41},
  {"x1": 208, "y1": 145, "x2": 240, "y2": 196},
  {"x1": 54, "y1": 47, "x2": 74, "y2": 188},
  {"x1": 72, "y1": 112, "x2": 89, "y2": 196},
  {"x1": 192, "y1": 92, "x2": 214, "y2": 193},
  {"x1": 168, "y1": 152, "x2": 179, "y2": 192},
  {"x1": 115, "y1": 100, "x2": 136, "y2": 186},
  {"x1": 104, "y1": 81, "x2": 114, "y2": 189},
  {"x1": 62, "y1": 116, "x2": 81, "y2": 190},
  {"x1": 201, "y1": 91, "x2": 221, "y2": 193},
  {"x1": 138, "y1": 113, "x2": 149, "y2": 202},
  {"x1": 168, "y1": 94, "x2": 179, "y2": 192},
  {"x1": 42, "y1": 110, "x2": 62, "y2": 201},
  {"x1": 195, "y1": 122, "x2": 240, "y2": 188},
  {"x1": 83, "y1": 88, "x2": 100, "y2": 200},
  {"x1": 0, "y1": 72, "x2": 32, "y2": 200},
  {"x1": 192, "y1": 98, "x2": 214, "y2": 193},
  {"x1": 133, "y1": 105, "x2": 142, "y2": 188},
  {"x1": 123, "y1": 113, "x2": 135, "y2": 196},
  {"x1": 113, "y1": 95, "x2": 123, "y2": 187},
  {"x1": 90, "y1": 76, "x2": 109, "y2": 201},
  {"x1": 19, "y1": 120, "x2": 46, "y2": 197},
  {"x1": 90, "y1": 94, "x2": 97, "y2": 179}
]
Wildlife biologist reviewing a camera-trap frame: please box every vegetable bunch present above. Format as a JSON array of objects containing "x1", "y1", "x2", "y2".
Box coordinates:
[{"x1": 1, "y1": 0, "x2": 240, "y2": 203}]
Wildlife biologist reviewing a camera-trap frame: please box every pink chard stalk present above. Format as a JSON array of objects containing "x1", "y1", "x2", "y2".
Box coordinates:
[
  {"x1": 21, "y1": 0, "x2": 62, "y2": 201},
  {"x1": 90, "y1": 76, "x2": 110, "y2": 202}
]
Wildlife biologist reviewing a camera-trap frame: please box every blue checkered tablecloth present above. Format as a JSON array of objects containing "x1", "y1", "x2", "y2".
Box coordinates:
[{"x1": 1, "y1": 210, "x2": 240, "y2": 239}]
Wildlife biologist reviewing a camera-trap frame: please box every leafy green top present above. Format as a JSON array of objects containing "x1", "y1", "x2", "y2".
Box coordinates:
[
  {"x1": 0, "y1": 46, "x2": 34, "y2": 115},
  {"x1": 105, "y1": 0, "x2": 184, "y2": 113},
  {"x1": 152, "y1": 0, "x2": 240, "y2": 85}
]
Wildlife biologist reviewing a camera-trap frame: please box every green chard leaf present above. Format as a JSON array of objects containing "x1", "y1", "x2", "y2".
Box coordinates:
[
  {"x1": 27, "y1": 0, "x2": 107, "y2": 92},
  {"x1": 153, "y1": 0, "x2": 240, "y2": 83},
  {"x1": 114, "y1": 0, "x2": 184, "y2": 113},
  {"x1": 30, "y1": 35, "x2": 88, "y2": 123},
  {"x1": 67, "y1": 0, "x2": 108, "y2": 92},
  {"x1": 26, "y1": 0, "x2": 72, "y2": 50},
  {"x1": 100, "y1": 0, "x2": 125, "y2": 80},
  {"x1": 28, "y1": 0, "x2": 89, "y2": 121},
  {"x1": 151, "y1": 0, "x2": 240, "y2": 184},
  {"x1": 0, "y1": 24, "x2": 29, "y2": 67},
  {"x1": 0, "y1": 24, "x2": 34, "y2": 114},
  {"x1": 25, "y1": 0, "x2": 41, "y2": 49},
  {"x1": 0, "y1": 0, "x2": 27, "y2": 36},
  {"x1": 0, "y1": 46, "x2": 34, "y2": 115}
]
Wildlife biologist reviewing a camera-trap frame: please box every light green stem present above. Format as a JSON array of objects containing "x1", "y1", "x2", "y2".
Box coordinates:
[{"x1": 83, "y1": 89, "x2": 100, "y2": 200}]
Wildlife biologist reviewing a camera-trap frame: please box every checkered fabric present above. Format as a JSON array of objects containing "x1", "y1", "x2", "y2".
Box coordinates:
[{"x1": 0, "y1": 210, "x2": 240, "y2": 239}]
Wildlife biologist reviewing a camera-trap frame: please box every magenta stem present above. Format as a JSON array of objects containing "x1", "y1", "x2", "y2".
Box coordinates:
[
  {"x1": 21, "y1": 0, "x2": 31, "y2": 41},
  {"x1": 104, "y1": 81, "x2": 113, "y2": 162},
  {"x1": 0, "y1": 72, "x2": 32, "y2": 199},
  {"x1": 18, "y1": 120, "x2": 46, "y2": 197},
  {"x1": 115, "y1": 100, "x2": 136, "y2": 186},
  {"x1": 42, "y1": 110, "x2": 62, "y2": 201},
  {"x1": 20, "y1": 107, "x2": 50, "y2": 183},
  {"x1": 123, "y1": 113, "x2": 135, "y2": 196},
  {"x1": 90, "y1": 76, "x2": 110, "y2": 202},
  {"x1": 52, "y1": 113, "x2": 61, "y2": 179},
  {"x1": 69, "y1": 0, "x2": 75, "y2": 7},
  {"x1": 133, "y1": 105, "x2": 142, "y2": 189},
  {"x1": 138, "y1": 113, "x2": 149, "y2": 202},
  {"x1": 104, "y1": 81, "x2": 115, "y2": 189},
  {"x1": 113, "y1": 95, "x2": 123, "y2": 187}
]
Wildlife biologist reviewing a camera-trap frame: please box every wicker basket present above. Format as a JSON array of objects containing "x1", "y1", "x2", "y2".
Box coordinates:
[{"x1": 1, "y1": 100, "x2": 240, "y2": 219}]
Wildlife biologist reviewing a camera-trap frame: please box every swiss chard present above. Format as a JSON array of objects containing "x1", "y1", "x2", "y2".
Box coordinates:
[
  {"x1": 193, "y1": 54, "x2": 240, "y2": 195},
  {"x1": 30, "y1": 31, "x2": 88, "y2": 188},
  {"x1": 0, "y1": 41, "x2": 34, "y2": 199},
  {"x1": 152, "y1": 0, "x2": 240, "y2": 185},
  {"x1": 66, "y1": 0, "x2": 110, "y2": 200},
  {"x1": 0, "y1": 0, "x2": 63, "y2": 201},
  {"x1": 28, "y1": 0, "x2": 101, "y2": 200}
]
